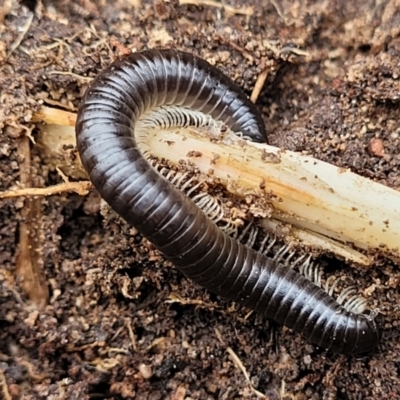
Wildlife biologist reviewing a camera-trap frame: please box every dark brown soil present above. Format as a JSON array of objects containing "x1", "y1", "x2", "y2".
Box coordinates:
[{"x1": 1, "y1": 0, "x2": 400, "y2": 399}]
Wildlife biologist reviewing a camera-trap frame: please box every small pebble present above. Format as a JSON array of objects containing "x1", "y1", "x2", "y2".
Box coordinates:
[
  {"x1": 139, "y1": 363, "x2": 152, "y2": 379},
  {"x1": 369, "y1": 137, "x2": 385, "y2": 157}
]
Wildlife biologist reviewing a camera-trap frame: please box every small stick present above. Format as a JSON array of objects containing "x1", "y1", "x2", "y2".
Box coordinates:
[
  {"x1": 250, "y1": 68, "x2": 269, "y2": 103},
  {"x1": 0, "y1": 181, "x2": 92, "y2": 199}
]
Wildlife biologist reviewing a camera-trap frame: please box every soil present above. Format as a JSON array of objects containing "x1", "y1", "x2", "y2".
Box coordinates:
[{"x1": 1, "y1": 0, "x2": 400, "y2": 399}]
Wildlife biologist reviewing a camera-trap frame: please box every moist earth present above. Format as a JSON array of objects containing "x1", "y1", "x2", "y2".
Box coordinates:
[{"x1": 1, "y1": 0, "x2": 400, "y2": 399}]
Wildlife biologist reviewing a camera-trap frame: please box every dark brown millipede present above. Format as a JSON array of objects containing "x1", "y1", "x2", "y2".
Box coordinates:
[{"x1": 75, "y1": 48, "x2": 380, "y2": 354}]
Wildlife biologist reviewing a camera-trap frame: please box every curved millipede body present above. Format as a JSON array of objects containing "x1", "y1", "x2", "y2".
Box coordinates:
[{"x1": 76, "y1": 49, "x2": 380, "y2": 354}]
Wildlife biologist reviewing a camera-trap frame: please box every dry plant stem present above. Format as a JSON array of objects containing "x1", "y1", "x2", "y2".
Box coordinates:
[
  {"x1": 250, "y1": 68, "x2": 269, "y2": 103},
  {"x1": 32, "y1": 106, "x2": 400, "y2": 264},
  {"x1": 215, "y1": 328, "x2": 267, "y2": 398},
  {"x1": 146, "y1": 128, "x2": 400, "y2": 261},
  {"x1": 0, "y1": 181, "x2": 92, "y2": 199},
  {"x1": 0, "y1": 369, "x2": 12, "y2": 400},
  {"x1": 16, "y1": 136, "x2": 49, "y2": 307}
]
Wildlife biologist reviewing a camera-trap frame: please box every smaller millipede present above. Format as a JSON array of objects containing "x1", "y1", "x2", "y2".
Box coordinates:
[{"x1": 75, "y1": 48, "x2": 381, "y2": 354}]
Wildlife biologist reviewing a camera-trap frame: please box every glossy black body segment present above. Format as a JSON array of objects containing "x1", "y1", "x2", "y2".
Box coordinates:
[{"x1": 76, "y1": 49, "x2": 380, "y2": 354}]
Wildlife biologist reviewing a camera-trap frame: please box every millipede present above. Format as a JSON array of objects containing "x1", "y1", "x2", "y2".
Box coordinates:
[{"x1": 75, "y1": 48, "x2": 381, "y2": 354}]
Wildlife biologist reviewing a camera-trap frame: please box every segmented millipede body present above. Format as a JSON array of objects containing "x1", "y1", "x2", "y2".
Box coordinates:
[{"x1": 76, "y1": 49, "x2": 380, "y2": 354}]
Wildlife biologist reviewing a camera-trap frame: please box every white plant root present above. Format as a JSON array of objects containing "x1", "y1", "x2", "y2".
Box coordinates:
[{"x1": 30, "y1": 106, "x2": 400, "y2": 266}]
